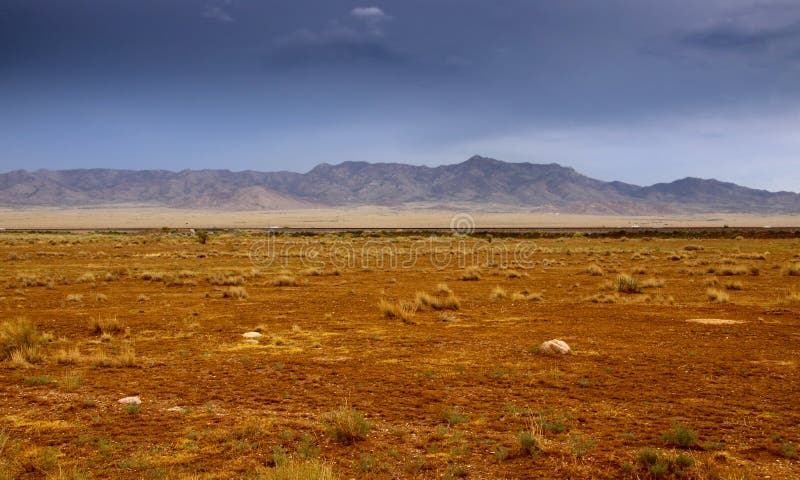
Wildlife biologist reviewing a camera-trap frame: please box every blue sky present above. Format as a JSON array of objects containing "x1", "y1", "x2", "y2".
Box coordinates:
[{"x1": 1, "y1": 0, "x2": 799, "y2": 191}]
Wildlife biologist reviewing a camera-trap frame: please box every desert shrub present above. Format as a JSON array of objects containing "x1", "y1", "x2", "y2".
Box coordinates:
[
  {"x1": 89, "y1": 316, "x2": 122, "y2": 335},
  {"x1": 683, "y1": 245, "x2": 704, "y2": 251},
  {"x1": 489, "y1": 286, "x2": 508, "y2": 300},
  {"x1": 459, "y1": 266, "x2": 481, "y2": 281},
  {"x1": 724, "y1": 280, "x2": 743, "y2": 290},
  {"x1": 586, "y1": 264, "x2": 604, "y2": 276},
  {"x1": 441, "y1": 406, "x2": 469, "y2": 425},
  {"x1": 223, "y1": 286, "x2": 249, "y2": 299},
  {"x1": 415, "y1": 291, "x2": 461, "y2": 310},
  {"x1": 506, "y1": 270, "x2": 524, "y2": 279},
  {"x1": 782, "y1": 262, "x2": 800, "y2": 276},
  {"x1": 256, "y1": 459, "x2": 335, "y2": 480},
  {"x1": 662, "y1": 424, "x2": 698, "y2": 448},
  {"x1": 53, "y1": 347, "x2": 83, "y2": 365},
  {"x1": 378, "y1": 299, "x2": 417, "y2": 322},
  {"x1": 65, "y1": 294, "x2": 83, "y2": 302},
  {"x1": 717, "y1": 265, "x2": 749, "y2": 276},
  {"x1": 511, "y1": 290, "x2": 543, "y2": 301},
  {"x1": 706, "y1": 288, "x2": 730, "y2": 303},
  {"x1": 322, "y1": 406, "x2": 370, "y2": 444},
  {"x1": 703, "y1": 277, "x2": 721, "y2": 287},
  {"x1": 613, "y1": 275, "x2": 641, "y2": 293},
  {"x1": 272, "y1": 275, "x2": 299, "y2": 287},
  {"x1": 209, "y1": 273, "x2": 245, "y2": 286},
  {"x1": 76, "y1": 272, "x2": 96, "y2": 283},
  {"x1": 196, "y1": 229, "x2": 209, "y2": 245},
  {"x1": 0, "y1": 318, "x2": 46, "y2": 362}
]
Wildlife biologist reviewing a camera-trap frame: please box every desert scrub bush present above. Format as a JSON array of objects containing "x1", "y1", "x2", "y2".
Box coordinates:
[
  {"x1": 489, "y1": 286, "x2": 508, "y2": 300},
  {"x1": 724, "y1": 280, "x2": 743, "y2": 290},
  {"x1": 378, "y1": 299, "x2": 417, "y2": 323},
  {"x1": 91, "y1": 344, "x2": 136, "y2": 368},
  {"x1": 89, "y1": 316, "x2": 123, "y2": 335},
  {"x1": 435, "y1": 283, "x2": 453, "y2": 295},
  {"x1": 441, "y1": 406, "x2": 469, "y2": 425},
  {"x1": 706, "y1": 288, "x2": 730, "y2": 303},
  {"x1": 782, "y1": 262, "x2": 800, "y2": 276},
  {"x1": 458, "y1": 266, "x2": 481, "y2": 281},
  {"x1": 256, "y1": 459, "x2": 335, "y2": 480},
  {"x1": 586, "y1": 264, "x2": 604, "y2": 276},
  {"x1": 704, "y1": 277, "x2": 721, "y2": 287},
  {"x1": 584, "y1": 293, "x2": 618, "y2": 303},
  {"x1": 136, "y1": 294, "x2": 150, "y2": 302},
  {"x1": 0, "y1": 318, "x2": 47, "y2": 364},
  {"x1": 95, "y1": 293, "x2": 108, "y2": 302},
  {"x1": 613, "y1": 274, "x2": 641, "y2": 293},
  {"x1": 209, "y1": 272, "x2": 245, "y2": 286},
  {"x1": 717, "y1": 264, "x2": 749, "y2": 276},
  {"x1": 662, "y1": 424, "x2": 698, "y2": 448},
  {"x1": 53, "y1": 347, "x2": 83, "y2": 365},
  {"x1": 505, "y1": 269, "x2": 525, "y2": 279},
  {"x1": 76, "y1": 272, "x2": 96, "y2": 283},
  {"x1": 635, "y1": 448, "x2": 697, "y2": 477},
  {"x1": 511, "y1": 290, "x2": 543, "y2": 301},
  {"x1": 322, "y1": 406, "x2": 370, "y2": 444},
  {"x1": 65, "y1": 293, "x2": 83, "y2": 302},
  {"x1": 223, "y1": 286, "x2": 249, "y2": 299},
  {"x1": 783, "y1": 292, "x2": 800, "y2": 305},
  {"x1": 272, "y1": 275, "x2": 299, "y2": 287},
  {"x1": 415, "y1": 291, "x2": 461, "y2": 310},
  {"x1": 683, "y1": 244, "x2": 704, "y2": 251},
  {"x1": 196, "y1": 229, "x2": 209, "y2": 244},
  {"x1": 139, "y1": 271, "x2": 167, "y2": 282}
]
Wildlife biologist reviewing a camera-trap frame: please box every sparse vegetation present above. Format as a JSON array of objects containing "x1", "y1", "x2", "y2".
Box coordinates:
[
  {"x1": 613, "y1": 274, "x2": 641, "y2": 293},
  {"x1": 459, "y1": 266, "x2": 481, "y2": 281},
  {"x1": 706, "y1": 288, "x2": 730, "y2": 303},
  {"x1": 322, "y1": 406, "x2": 370, "y2": 444},
  {"x1": 223, "y1": 286, "x2": 249, "y2": 299}
]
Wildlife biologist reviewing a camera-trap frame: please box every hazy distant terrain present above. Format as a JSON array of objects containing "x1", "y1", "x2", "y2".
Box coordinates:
[{"x1": 2, "y1": 156, "x2": 800, "y2": 214}]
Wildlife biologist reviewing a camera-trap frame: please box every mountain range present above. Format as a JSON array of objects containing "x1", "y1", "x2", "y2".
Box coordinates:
[{"x1": 1, "y1": 156, "x2": 798, "y2": 214}]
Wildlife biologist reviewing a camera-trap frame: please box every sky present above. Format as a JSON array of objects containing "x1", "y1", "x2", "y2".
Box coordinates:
[{"x1": 1, "y1": 0, "x2": 799, "y2": 191}]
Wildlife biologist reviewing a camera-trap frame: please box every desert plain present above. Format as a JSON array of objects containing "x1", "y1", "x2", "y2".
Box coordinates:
[{"x1": 1, "y1": 228, "x2": 799, "y2": 479}]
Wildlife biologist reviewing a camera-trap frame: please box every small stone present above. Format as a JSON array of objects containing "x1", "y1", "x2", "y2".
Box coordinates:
[
  {"x1": 242, "y1": 331, "x2": 263, "y2": 339},
  {"x1": 118, "y1": 396, "x2": 141, "y2": 405},
  {"x1": 538, "y1": 339, "x2": 571, "y2": 355}
]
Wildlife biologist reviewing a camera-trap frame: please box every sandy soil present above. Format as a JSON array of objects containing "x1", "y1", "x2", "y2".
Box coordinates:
[
  {"x1": 2, "y1": 206, "x2": 800, "y2": 229},
  {"x1": 0, "y1": 233, "x2": 799, "y2": 479}
]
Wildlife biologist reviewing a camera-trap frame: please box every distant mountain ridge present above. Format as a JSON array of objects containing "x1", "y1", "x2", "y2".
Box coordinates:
[{"x1": 1, "y1": 156, "x2": 799, "y2": 214}]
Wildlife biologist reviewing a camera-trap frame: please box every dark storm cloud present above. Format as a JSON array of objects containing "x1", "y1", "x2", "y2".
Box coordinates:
[{"x1": 0, "y1": 1, "x2": 799, "y2": 190}]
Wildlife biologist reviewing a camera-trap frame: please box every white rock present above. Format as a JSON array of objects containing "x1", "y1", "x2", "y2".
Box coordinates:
[
  {"x1": 118, "y1": 396, "x2": 141, "y2": 405},
  {"x1": 242, "y1": 331, "x2": 263, "y2": 339},
  {"x1": 538, "y1": 339, "x2": 571, "y2": 355}
]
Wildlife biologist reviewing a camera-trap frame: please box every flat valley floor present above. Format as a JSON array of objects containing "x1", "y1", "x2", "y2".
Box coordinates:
[{"x1": 1, "y1": 232, "x2": 799, "y2": 479}]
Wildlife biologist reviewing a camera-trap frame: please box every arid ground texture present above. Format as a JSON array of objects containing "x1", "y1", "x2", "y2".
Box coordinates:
[{"x1": 1, "y1": 231, "x2": 799, "y2": 479}]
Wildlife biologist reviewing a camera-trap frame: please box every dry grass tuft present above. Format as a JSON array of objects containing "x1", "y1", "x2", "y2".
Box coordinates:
[
  {"x1": 89, "y1": 316, "x2": 123, "y2": 335},
  {"x1": 706, "y1": 288, "x2": 730, "y2": 303},
  {"x1": 586, "y1": 264, "x2": 604, "y2": 276},
  {"x1": 378, "y1": 299, "x2": 417, "y2": 323},
  {"x1": 459, "y1": 266, "x2": 482, "y2": 281},
  {"x1": 321, "y1": 405, "x2": 370, "y2": 444},
  {"x1": 511, "y1": 290, "x2": 543, "y2": 301},
  {"x1": 65, "y1": 294, "x2": 83, "y2": 302},
  {"x1": 505, "y1": 270, "x2": 525, "y2": 279},
  {"x1": 76, "y1": 272, "x2": 96, "y2": 283},
  {"x1": 1, "y1": 318, "x2": 46, "y2": 363},
  {"x1": 782, "y1": 262, "x2": 800, "y2": 276},
  {"x1": 223, "y1": 286, "x2": 249, "y2": 299},
  {"x1": 209, "y1": 273, "x2": 245, "y2": 286},
  {"x1": 256, "y1": 459, "x2": 335, "y2": 480},
  {"x1": 53, "y1": 347, "x2": 83, "y2": 365},
  {"x1": 490, "y1": 286, "x2": 508, "y2": 300},
  {"x1": 613, "y1": 275, "x2": 641, "y2": 293},
  {"x1": 415, "y1": 291, "x2": 461, "y2": 310},
  {"x1": 272, "y1": 275, "x2": 300, "y2": 287}
]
